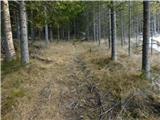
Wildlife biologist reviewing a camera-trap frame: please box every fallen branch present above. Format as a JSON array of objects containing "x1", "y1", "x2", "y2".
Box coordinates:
[
  {"x1": 31, "y1": 54, "x2": 53, "y2": 63},
  {"x1": 99, "y1": 102, "x2": 119, "y2": 116}
]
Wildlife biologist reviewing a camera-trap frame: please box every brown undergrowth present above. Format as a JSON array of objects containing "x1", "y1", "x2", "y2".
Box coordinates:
[
  {"x1": 76, "y1": 43, "x2": 160, "y2": 120},
  {"x1": 1, "y1": 41, "x2": 160, "y2": 120}
]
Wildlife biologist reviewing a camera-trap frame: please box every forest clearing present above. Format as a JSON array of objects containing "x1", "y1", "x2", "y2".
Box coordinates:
[{"x1": 1, "y1": 0, "x2": 160, "y2": 120}]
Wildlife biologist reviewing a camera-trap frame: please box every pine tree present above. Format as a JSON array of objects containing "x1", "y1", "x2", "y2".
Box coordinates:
[
  {"x1": 142, "y1": 1, "x2": 151, "y2": 79},
  {"x1": 19, "y1": 0, "x2": 29, "y2": 64},
  {"x1": 2, "y1": 0, "x2": 16, "y2": 62}
]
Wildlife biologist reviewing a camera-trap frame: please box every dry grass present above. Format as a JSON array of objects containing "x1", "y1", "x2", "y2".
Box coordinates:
[
  {"x1": 77, "y1": 42, "x2": 160, "y2": 119},
  {"x1": 1, "y1": 41, "x2": 77, "y2": 120},
  {"x1": 1, "y1": 41, "x2": 160, "y2": 120}
]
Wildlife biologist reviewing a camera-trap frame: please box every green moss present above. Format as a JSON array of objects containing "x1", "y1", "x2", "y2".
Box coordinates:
[
  {"x1": 2, "y1": 88, "x2": 25, "y2": 116},
  {"x1": 1, "y1": 59, "x2": 22, "y2": 76},
  {"x1": 11, "y1": 88, "x2": 25, "y2": 98}
]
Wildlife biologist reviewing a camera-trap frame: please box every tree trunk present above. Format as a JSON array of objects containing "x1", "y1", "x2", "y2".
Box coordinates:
[
  {"x1": 68, "y1": 24, "x2": 70, "y2": 41},
  {"x1": 38, "y1": 29, "x2": 41, "y2": 40},
  {"x1": 153, "y1": 15, "x2": 156, "y2": 34},
  {"x1": 142, "y1": 1, "x2": 151, "y2": 79},
  {"x1": 44, "y1": 6, "x2": 49, "y2": 45},
  {"x1": 128, "y1": 1, "x2": 131, "y2": 56},
  {"x1": 50, "y1": 26, "x2": 53, "y2": 42},
  {"x1": 30, "y1": 11, "x2": 35, "y2": 41},
  {"x1": 120, "y1": 11, "x2": 124, "y2": 47},
  {"x1": 98, "y1": 2, "x2": 101, "y2": 45},
  {"x1": 73, "y1": 19, "x2": 76, "y2": 39},
  {"x1": 111, "y1": 1, "x2": 117, "y2": 61},
  {"x1": 135, "y1": 17, "x2": 139, "y2": 46},
  {"x1": 92, "y1": 6, "x2": 96, "y2": 42},
  {"x1": 151, "y1": 23, "x2": 153, "y2": 55},
  {"x1": 96, "y1": 24, "x2": 99, "y2": 43},
  {"x1": 108, "y1": 9, "x2": 111, "y2": 49},
  {"x1": 30, "y1": 25, "x2": 34, "y2": 41},
  {"x1": 19, "y1": 0, "x2": 29, "y2": 64},
  {"x1": 2, "y1": 0, "x2": 16, "y2": 62},
  {"x1": 16, "y1": 12, "x2": 20, "y2": 41},
  {"x1": 57, "y1": 24, "x2": 60, "y2": 41},
  {"x1": 157, "y1": 13, "x2": 160, "y2": 33},
  {"x1": 62, "y1": 27, "x2": 65, "y2": 40},
  {"x1": 67, "y1": 23, "x2": 70, "y2": 41}
]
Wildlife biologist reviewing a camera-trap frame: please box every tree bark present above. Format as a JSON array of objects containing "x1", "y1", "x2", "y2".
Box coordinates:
[
  {"x1": 73, "y1": 19, "x2": 76, "y2": 39},
  {"x1": 98, "y1": 2, "x2": 101, "y2": 45},
  {"x1": 128, "y1": 1, "x2": 131, "y2": 56},
  {"x1": 157, "y1": 13, "x2": 160, "y2": 33},
  {"x1": 16, "y1": 12, "x2": 20, "y2": 41},
  {"x1": 68, "y1": 24, "x2": 70, "y2": 41},
  {"x1": 120, "y1": 11, "x2": 124, "y2": 47},
  {"x1": 57, "y1": 24, "x2": 60, "y2": 41},
  {"x1": 2, "y1": 0, "x2": 16, "y2": 62},
  {"x1": 153, "y1": 15, "x2": 156, "y2": 34},
  {"x1": 108, "y1": 9, "x2": 111, "y2": 49},
  {"x1": 19, "y1": 0, "x2": 29, "y2": 64},
  {"x1": 30, "y1": 11, "x2": 35, "y2": 41},
  {"x1": 44, "y1": 6, "x2": 49, "y2": 45},
  {"x1": 135, "y1": 17, "x2": 139, "y2": 46},
  {"x1": 93, "y1": 7, "x2": 96, "y2": 42},
  {"x1": 50, "y1": 26, "x2": 53, "y2": 42},
  {"x1": 111, "y1": 1, "x2": 117, "y2": 61},
  {"x1": 142, "y1": 1, "x2": 151, "y2": 79}
]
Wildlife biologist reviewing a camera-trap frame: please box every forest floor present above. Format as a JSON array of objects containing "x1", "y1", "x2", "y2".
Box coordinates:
[{"x1": 1, "y1": 41, "x2": 160, "y2": 120}]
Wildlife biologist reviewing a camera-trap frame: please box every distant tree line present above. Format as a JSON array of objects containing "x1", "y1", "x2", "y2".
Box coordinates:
[{"x1": 1, "y1": 0, "x2": 160, "y2": 79}]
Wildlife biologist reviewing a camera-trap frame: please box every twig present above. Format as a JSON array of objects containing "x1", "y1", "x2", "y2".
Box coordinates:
[{"x1": 99, "y1": 103, "x2": 119, "y2": 116}]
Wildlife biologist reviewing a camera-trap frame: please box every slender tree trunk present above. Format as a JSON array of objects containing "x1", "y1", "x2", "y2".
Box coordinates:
[
  {"x1": 93, "y1": 7, "x2": 96, "y2": 41},
  {"x1": 108, "y1": 9, "x2": 111, "y2": 49},
  {"x1": 98, "y1": 2, "x2": 101, "y2": 45},
  {"x1": 73, "y1": 19, "x2": 76, "y2": 39},
  {"x1": 120, "y1": 11, "x2": 124, "y2": 47},
  {"x1": 87, "y1": 24, "x2": 89, "y2": 40},
  {"x1": 45, "y1": 23, "x2": 49, "y2": 44},
  {"x1": 128, "y1": 1, "x2": 131, "y2": 56},
  {"x1": 142, "y1": 1, "x2": 151, "y2": 79},
  {"x1": 38, "y1": 29, "x2": 41, "y2": 40},
  {"x1": 50, "y1": 26, "x2": 53, "y2": 42},
  {"x1": 19, "y1": 0, "x2": 29, "y2": 64},
  {"x1": 2, "y1": 0, "x2": 16, "y2": 62},
  {"x1": 62, "y1": 27, "x2": 65, "y2": 40},
  {"x1": 153, "y1": 15, "x2": 156, "y2": 34},
  {"x1": 16, "y1": 12, "x2": 20, "y2": 41},
  {"x1": 157, "y1": 13, "x2": 160, "y2": 33},
  {"x1": 151, "y1": 24, "x2": 153, "y2": 55},
  {"x1": 136, "y1": 17, "x2": 139, "y2": 46},
  {"x1": 86, "y1": 11, "x2": 89, "y2": 40},
  {"x1": 111, "y1": 1, "x2": 117, "y2": 61},
  {"x1": 30, "y1": 25, "x2": 34, "y2": 41},
  {"x1": 0, "y1": 1, "x2": 1, "y2": 41},
  {"x1": 122, "y1": 17, "x2": 125, "y2": 45},
  {"x1": 44, "y1": 6, "x2": 49, "y2": 45},
  {"x1": 30, "y1": 11, "x2": 35, "y2": 41},
  {"x1": 96, "y1": 24, "x2": 99, "y2": 43},
  {"x1": 68, "y1": 24, "x2": 70, "y2": 41},
  {"x1": 57, "y1": 24, "x2": 60, "y2": 41}
]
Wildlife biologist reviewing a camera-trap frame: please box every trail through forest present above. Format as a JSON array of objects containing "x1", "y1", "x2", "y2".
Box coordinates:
[
  {"x1": 2, "y1": 42, "x2": 100, "y2": 120},
  {"x1": 2, "y1": 1, "x2": 160, "y2": 120},
  {"x1": 2, "y1": 42, "x2": 160, "y2": 120}
]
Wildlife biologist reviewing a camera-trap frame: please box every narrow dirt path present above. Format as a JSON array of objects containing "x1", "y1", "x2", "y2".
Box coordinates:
[{"x1": 11, "y1": 42, "x2": 97, "y2": 120}]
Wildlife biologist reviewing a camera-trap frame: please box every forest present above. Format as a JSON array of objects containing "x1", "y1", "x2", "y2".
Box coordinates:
[{"x1": 1, "y1": 0, "x2": 160, "y2": 120}]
